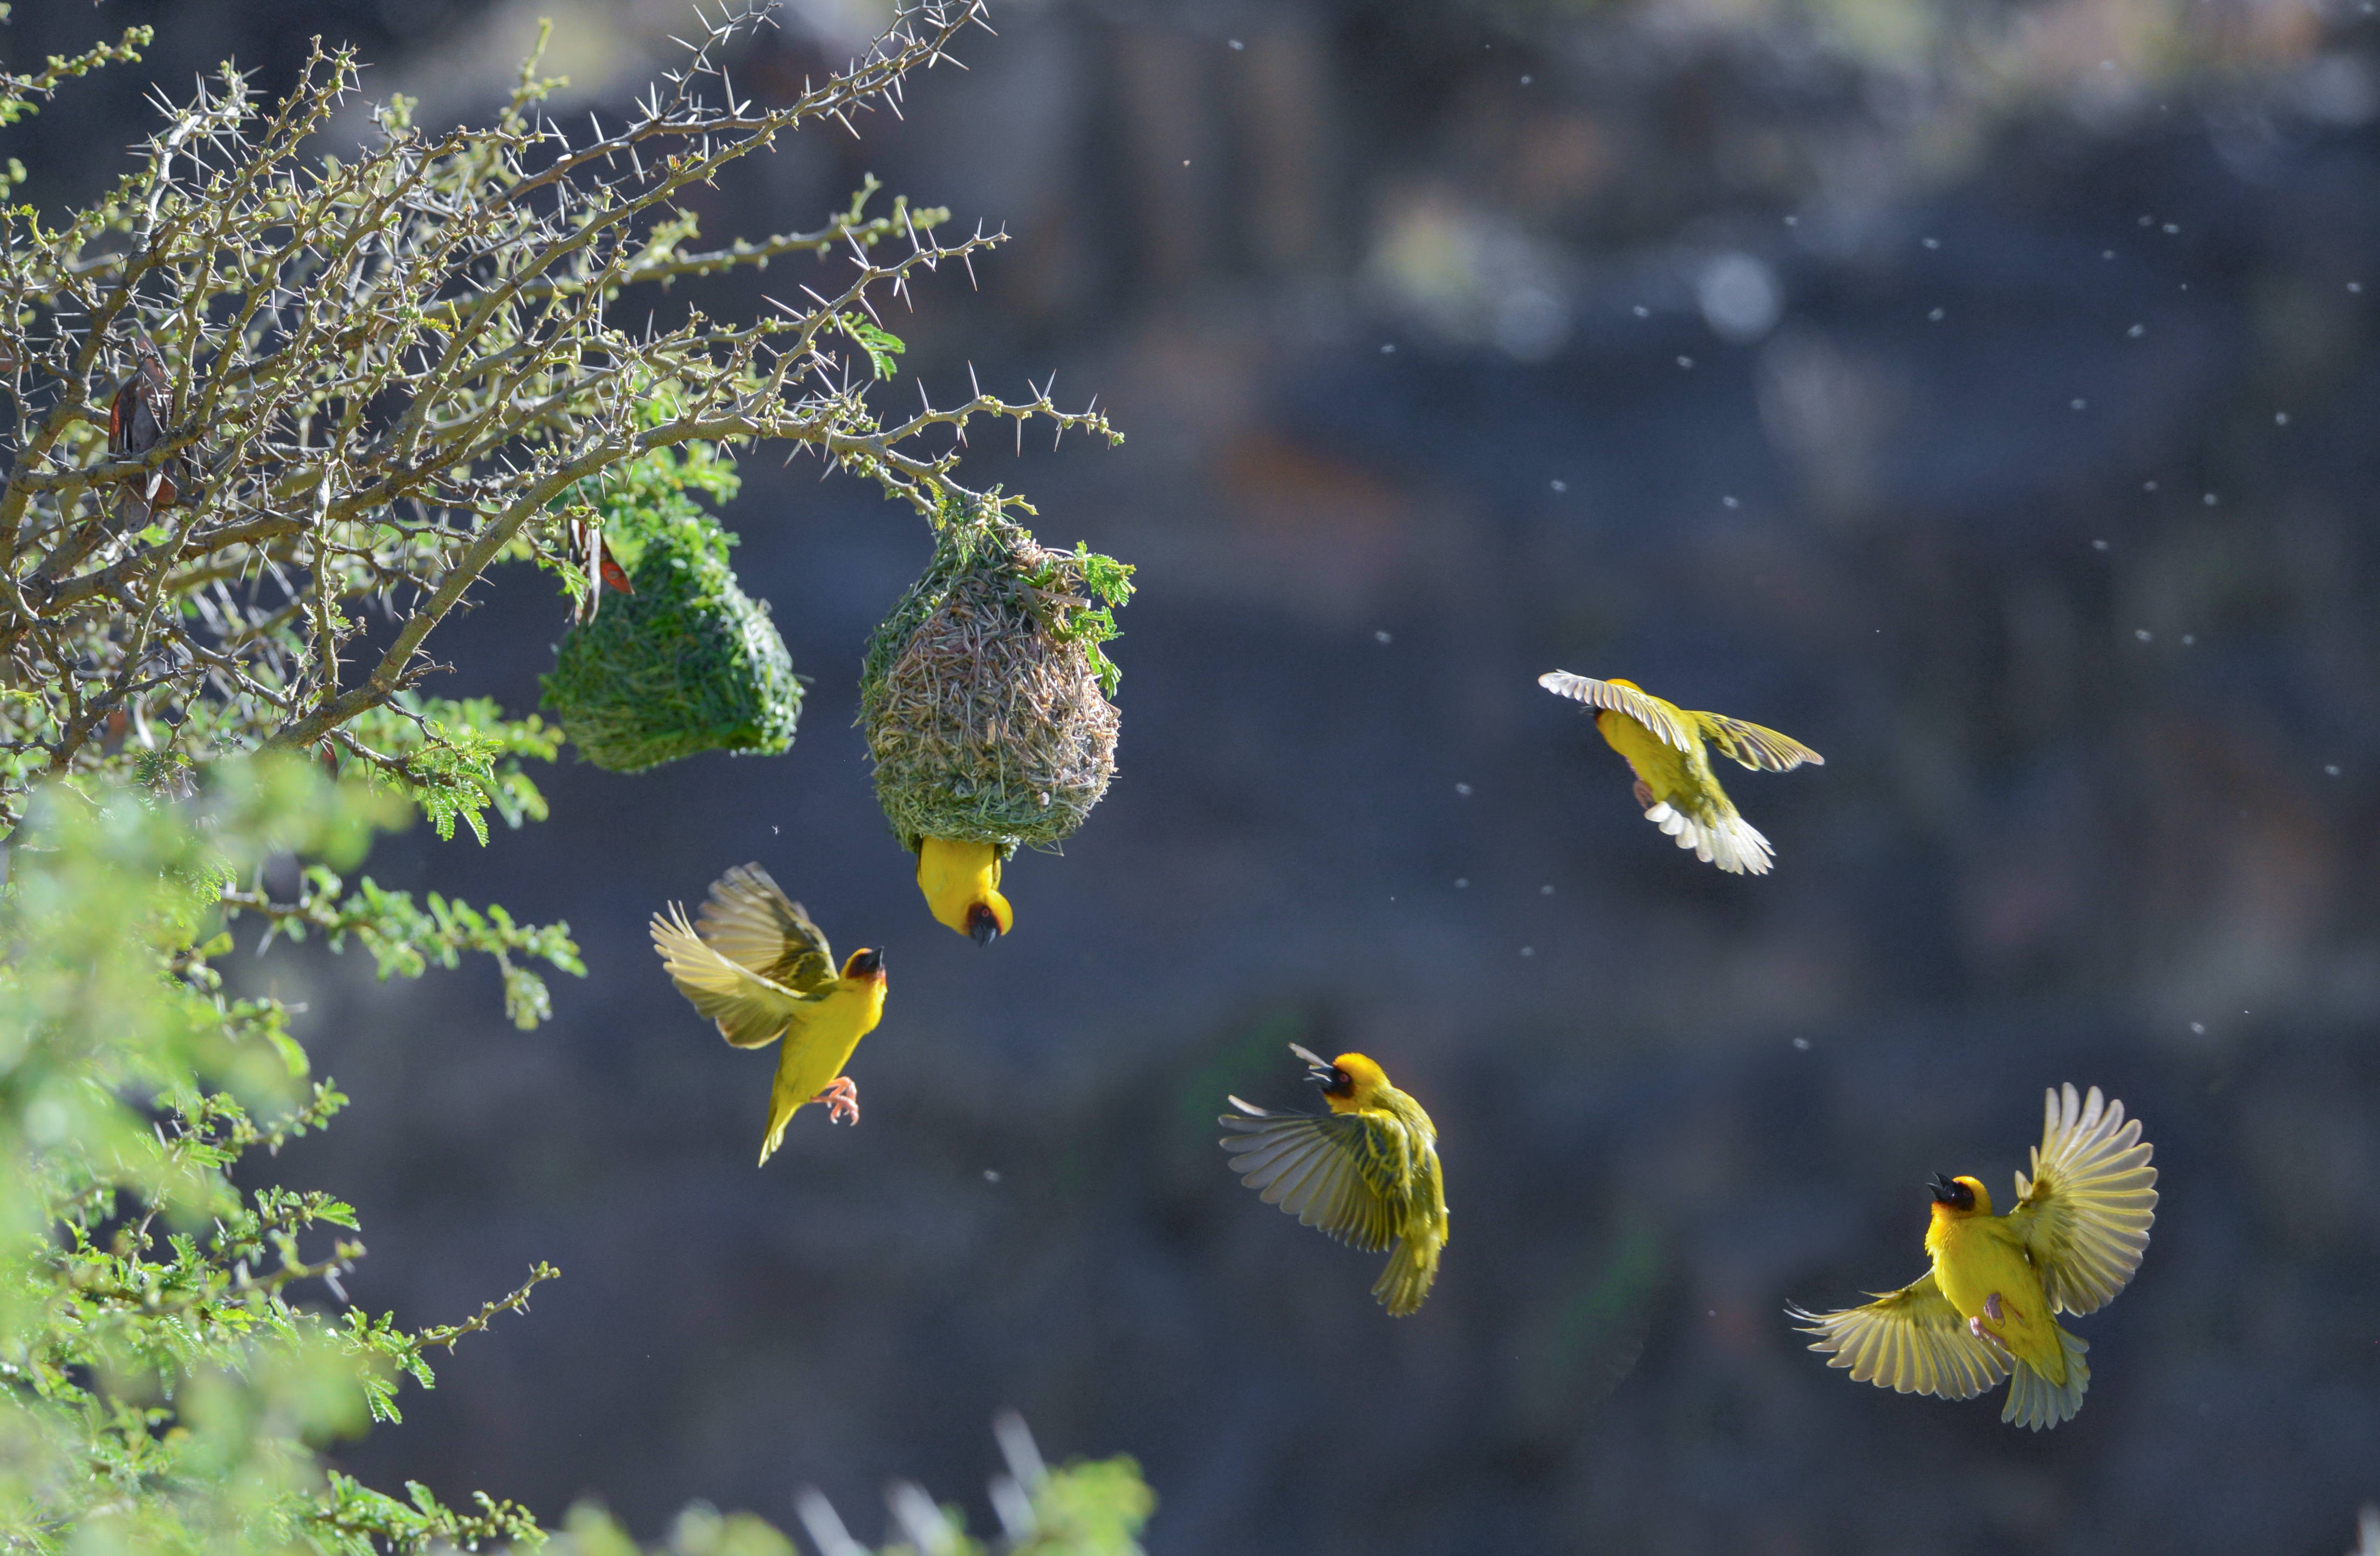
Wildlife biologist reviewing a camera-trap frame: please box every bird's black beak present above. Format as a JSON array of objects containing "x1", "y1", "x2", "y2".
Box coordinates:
[
  {"x1": 1928, "y1": 1173, "x2": 1972, "y2": 1209},
  {"x1": 967, "y1": 904, "x2": 1001, "y2": 947},
  {"x1": 1289, "y1": 1041, "x2": 1335, "y2": 1088}
]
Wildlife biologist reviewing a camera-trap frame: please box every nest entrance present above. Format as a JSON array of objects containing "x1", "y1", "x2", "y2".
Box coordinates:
[{"x1": 861, "y1": 502, "x2": 1120, "y2": 851}]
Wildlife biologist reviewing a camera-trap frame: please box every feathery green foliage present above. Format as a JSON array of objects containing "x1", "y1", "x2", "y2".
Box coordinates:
[
  {"x1": 553, "y1": 1446, "x2": 1153, "y2": 1556},
  {"x1": 1031, "y1": 542, "x2": 1136, "y2": 700},
  {"x1": 538, "y1": 440, "x2": 801, "y2": 773},
  {"x1": 0, "y1": 757, "x2": 563, "y2": 1555},
  {"x1": 778, "y1": 1414, "x2": 1152, "y2": 1556}
]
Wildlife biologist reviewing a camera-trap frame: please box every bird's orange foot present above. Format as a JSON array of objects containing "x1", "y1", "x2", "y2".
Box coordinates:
[{"x1": 811, "y1": 1076, "x2": 860, "y2": 1125}]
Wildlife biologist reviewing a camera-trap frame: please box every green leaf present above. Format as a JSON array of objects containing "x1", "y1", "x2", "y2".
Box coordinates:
[{"x1": 841, "y1": 314, "x2": 907, "y2": 379}]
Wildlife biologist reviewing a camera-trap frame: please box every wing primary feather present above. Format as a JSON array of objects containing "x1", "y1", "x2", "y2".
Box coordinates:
[
  {"x1": 1267, "y1": 1157, "x2": 1319, "y2": 1216},
  {"x1": 1220, "y1": 1109, "x2": 1404, "y2": 1253},
  {"x1": 650, "y1": 901, "x2": 809, "y2": 1049},
  {"x1": 1787, "y1": 1277, "x2": 2009, "y2": 1403},
  {"x1": 1537, "y1": 670, "x2": 1698, "y2": 752},
  {"x1": 696, "y1": 864, "x2": 835, "y2": 992},
  {"x1": 1229, "y1": 1133, "x2": 1311, "y2": 1183},
  {"x1": 1695, "y1": 713, "x2": 1824, "y2": 773},
  {"x1": 2010, "y1": 1082, "x2": 2158, "y2": 1316}
]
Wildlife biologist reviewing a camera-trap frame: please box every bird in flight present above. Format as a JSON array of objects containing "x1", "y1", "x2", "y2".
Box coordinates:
[
  {"x1": 1539, "y1": 670, "x2": 1822, "y2": 875},
  {"x1": 1788, "y1": 1083, "x2": 2158, "y2": 1429},
  {"x1": 651, "y1": 864, "x2": 888, "y2": 1165},
  {"x1": 1220, "y1": 1044, "x2": 1449, "y2": 1316}
]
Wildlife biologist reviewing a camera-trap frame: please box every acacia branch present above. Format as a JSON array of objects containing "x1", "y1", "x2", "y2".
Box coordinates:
[{"x1": 0, "y1": 0, "x2": 1118, "y2": 817}]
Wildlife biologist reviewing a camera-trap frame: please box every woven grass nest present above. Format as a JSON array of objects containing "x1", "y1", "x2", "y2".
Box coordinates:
[
  {"x1": 540, "y1": 514, "x2": 801, "y2": 773},
  {"x1": 860, "y1": 499, "x2": 1126, "y2": 852}
]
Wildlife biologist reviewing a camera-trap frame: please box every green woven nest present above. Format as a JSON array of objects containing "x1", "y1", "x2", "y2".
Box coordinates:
[
  {"x1": 540, "y1": 516, "x2": 801, "y2": 773},
  {"x1": 860, "y1": 504, "x2": 1121, "y2": 851}
]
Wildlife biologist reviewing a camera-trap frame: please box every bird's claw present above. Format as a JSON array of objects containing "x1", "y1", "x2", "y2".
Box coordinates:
[
  {"x1": 1632, "y1": 778, "x2": 1657, "y2": 810},
  {"x1": 811, "y1": 1076, "x2": 860, "y2": 1126},
  {"x1": 1983, "y1": 1291, "x2": 2004, "y2": 1322}
]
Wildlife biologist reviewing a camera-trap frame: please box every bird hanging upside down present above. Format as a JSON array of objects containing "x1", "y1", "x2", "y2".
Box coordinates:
[
  {"x1": 649, "y1": 864, "x2": 888, "y2": 1165},
  {"x1": 1788, "y1": 1083, "x2": 2158, "y2": 1429},
  {"x1": 1538, "y1": 670, "x2": 1822, "y2": 875},
  {"x1": 914, "y1": 836, "x2": 1014, "y2": 946},
  {"x1": 1220, "y1": 1044, "x2": 1449, "y2": 1316}
]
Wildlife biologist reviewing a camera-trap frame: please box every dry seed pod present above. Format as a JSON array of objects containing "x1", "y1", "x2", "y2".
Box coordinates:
[{"x1": 859, "y1": 496, "x2": 1123, "y2": 852}]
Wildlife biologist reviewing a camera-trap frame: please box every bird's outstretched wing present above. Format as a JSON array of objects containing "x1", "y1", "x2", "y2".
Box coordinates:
[
  {"x1": 651, "y1": 903, "x2": 820, "y2": 1048},
  {"x1": 1788, "y1": 1272, "x2": 2013, "y2": 1400},
  {"x1": 1537, "y1": 671, "x2": 1697, "y2": 753},
  {"x1": 2007, "y1": 1083, "x2": 2157, "y2": 1316},
  {"x1": 694, "y1": 864, "x2": 836, "y2": 993},
  {"x1": 1694, "y1": 714, "x2": 1824, "y2": 773},
  {"x1": 1219, "y1": 1098, "x2": 1405, "y2": 1253}
]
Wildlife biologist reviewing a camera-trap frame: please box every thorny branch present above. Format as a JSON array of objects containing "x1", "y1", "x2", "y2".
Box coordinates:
[
  {"x1": 0, "y1": 0, "x2": 1119, "y2": 831},
  {"x1": 415, "y1": 1261, "x2": 560, "y2": 1352}
]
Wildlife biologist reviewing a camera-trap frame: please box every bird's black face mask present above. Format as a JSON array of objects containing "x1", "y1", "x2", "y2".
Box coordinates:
[
  {"x1": 849, "y1": 947, "x2": 885, "y2": 978},
  {"x1": 966, "y1": 904, "x2": 1001, "y2": 947},
  {"x1": 1928, "y1": 1173, "x2": 1975, "y2": 1211}
]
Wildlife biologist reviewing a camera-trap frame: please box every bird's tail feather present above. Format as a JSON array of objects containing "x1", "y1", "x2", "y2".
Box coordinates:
[
  {"x1": 1642, "y1": 800, "x2": 1774, "y2": 875},
  {"x1": 2001, "y1": 1323, "x2": 2090, "y2": 1430},
  {"x1": 1372, "y1": 1231, "x2": 1442, "y2": 1318},
  {"x1": 757, "y1": 1093, "x2": 799, "y2": 1166}
]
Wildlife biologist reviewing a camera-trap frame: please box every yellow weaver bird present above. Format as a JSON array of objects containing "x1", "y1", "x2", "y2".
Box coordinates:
[
  {"x1": 914, "y1": 836, "x2": 1013, "y2": 946},
  {"x1": 1789, "y1": 1083, "x2": 2158, "y2": 1430},
  {"x1": 1219, "y1": 1044, "x2": 1449, "y2": 1316},
  {"x1": 649, "y1": 864, "x2": 889, "y2": 1165},
  {"x1": 1538, "y1": 670, "x2": 1822, "y2": 875}
]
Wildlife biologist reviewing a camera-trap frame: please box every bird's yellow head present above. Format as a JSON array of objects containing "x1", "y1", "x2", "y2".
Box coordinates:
[
  {"x1": 915, "y1": 836, "x2": 1014, "y2": 947},
  {"x1": 842, "y1": 947, "x2": 887, "y2": 984},
  {"x1": 1928, "y1": 1172, "x2": 1993, "y2": 1218},
  {"x1": 1295, "y1": 1043, "x2": 1391, "y2": 1113}
]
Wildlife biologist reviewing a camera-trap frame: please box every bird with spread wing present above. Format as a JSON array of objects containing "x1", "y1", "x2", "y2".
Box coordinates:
[
  {"x1": 1219, "y1": 1045, "x2": 1449, "y2": 1316},
  {"x1": 649, "y1": 864, "x2": 888, "y2": 1165},
  {"x1": 1538, "y1": 671, "x2": 1822, "y2": 875},
  {"x1": 1788, "y1": 1083, "x2": 2158, "y2": 1429}
]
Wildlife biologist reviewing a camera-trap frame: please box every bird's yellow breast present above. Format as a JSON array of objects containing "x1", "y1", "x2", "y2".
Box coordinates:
[
  {"x1": 1927, "y1": 1210, "x2": 2062, "y2": 1383},
  {"x1": 843, "y1": 972, "x2": 888, "y2": 1040},
  {"x1": 1595, "y1": 709, "x2": 1702, "y2": 805},
  {"x1": 775, "y1": 975, "x2": 886, "y2": 1102}
]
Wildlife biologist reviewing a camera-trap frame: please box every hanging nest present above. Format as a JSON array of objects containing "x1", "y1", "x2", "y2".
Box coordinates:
[
  {"x1": 860, "y1": 495, "x2": 1129, "y2": 852},
  {"x1": 540, "y1": 513, "x2": 802, "y2": 773}
]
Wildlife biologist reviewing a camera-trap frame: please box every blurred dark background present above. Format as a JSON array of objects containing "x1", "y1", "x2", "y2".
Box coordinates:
[{"x1": 12, "y1": 0, "x2": 2380, "y2": 1550}]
